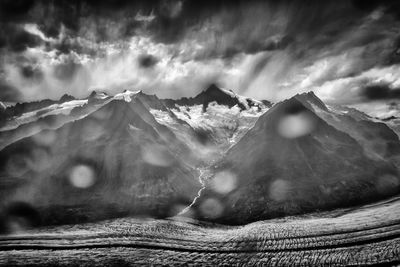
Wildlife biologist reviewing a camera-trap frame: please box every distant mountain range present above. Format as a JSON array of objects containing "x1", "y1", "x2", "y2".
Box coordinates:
[{"x1": 0, "y1": 85, "x2": 399, "y2": 228}]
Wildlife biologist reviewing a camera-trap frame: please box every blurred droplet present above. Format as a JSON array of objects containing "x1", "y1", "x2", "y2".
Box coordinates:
[
  {"x1": 376, "y1": 174, "x2": 399, "y2": 195},
  {"x1": 7, "y1": 217, "x2": 31, "y2": 233},
  {"x1": 372, "y1": 142, "x2": 387, "y2": 157},
  {"x1": 161, "y1": 0, "x2": 183, "y2": 18},
  {"x1": 0, "y1": 214, "x2": 7, "y2": 234},
  {"x1": 29, "y1": 148, "x2": 52, "y2": 172},
  {"x1": 82, "y1": 121, "x2": 105, "y2": 141},
  {"x1": 91, "y1": 108, "x2": 112, "y2": 120},
  {"x1": 141, "y1": 144, "x2": 174, "y2": 167},
  {"x1": 32, "y1": 130, "x2": 57, "y2": 146},
  {"x1": 320, "y1": 185, "x2": 332, "y2": 195},
  {"x1": 199, "y1": 198, "x2": 224, "y2": 219},
  {"x1": 278, "y1": 112, "x2": 317, "y2": 138},
  {"x1": 210, "y1": 171, "x2": 237, "y2": 194},
  {"x1": 6, "y1": 154, "x2": 30, "y2": 177},
  {"x1": 68, "y1": 164, "x2": 96, "y2": 188},
  {"x1": 269, "y1": 179, "x2": 291, "y2": 202},
  {"x1": 5, "y1": 202, "x2": 41, "y2": 233}
]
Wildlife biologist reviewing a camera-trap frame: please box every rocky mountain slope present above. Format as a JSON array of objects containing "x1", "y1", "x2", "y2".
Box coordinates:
[
  {"x1": 0, "y1": 91, "x2": 203, "y2": 226},
  {"x1": 0, "y1": 87, "x2": 399, "y2": 228},
  {"x1": 0, "y1": 86, "x2": 269, "y2": 227},
  {"x1": 190, "y1": 92, "x2": 400, "y2": 224}
]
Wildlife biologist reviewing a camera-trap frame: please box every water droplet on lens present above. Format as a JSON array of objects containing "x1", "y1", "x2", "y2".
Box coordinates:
[
  {"x1": 5, "y1": 202, "x2": 41, "y2": 233},
  {"x1": 6, "y1": 154, "x2": 30, "y2": 177},
  {"x1": 278, "y1": 112, "x2": 316, "y2": 139},
  {"x1": 269, "y1": 179, "x2": 291, "y2": 202},
  {"x1": 29, "y1": 148, "x2": 52, "y2": 172},
  {"x1": 199, "y1": 198, "x2": 224, "y2": 219},
  {"x1": 32, "y1": 130, "x2": 56, "y2": 146},
  {"x1": 82, "y1": 121, "x2": 105, "y2": 141},
  {"x1": 68, "y1": 164, "x2": 96, "y2": 188},
  {"x1": 210, "y1": 171, "x2": 237, "y2": 194},
  {"x1": 141, "y1": 144, "x2": 173, "y2": 167}
]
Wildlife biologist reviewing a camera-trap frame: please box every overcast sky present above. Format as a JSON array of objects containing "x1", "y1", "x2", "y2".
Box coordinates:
[{"x1": 1, "y1": 0, "x2": 400, "y2": 106}]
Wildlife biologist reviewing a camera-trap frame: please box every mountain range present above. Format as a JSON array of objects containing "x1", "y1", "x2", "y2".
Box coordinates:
[{"x1": 0, "y1": 85, "x2": 399, "y2": 228}]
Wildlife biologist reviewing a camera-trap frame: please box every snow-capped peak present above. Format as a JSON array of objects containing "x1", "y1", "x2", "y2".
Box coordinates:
[{"x1": 114, "y1": 90, "x2": 141, "y2": 102}]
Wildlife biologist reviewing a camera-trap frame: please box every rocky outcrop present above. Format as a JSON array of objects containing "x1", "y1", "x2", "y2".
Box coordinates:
[{"x1": 163, "y1": 84, "x2": 270, "y2": 112}]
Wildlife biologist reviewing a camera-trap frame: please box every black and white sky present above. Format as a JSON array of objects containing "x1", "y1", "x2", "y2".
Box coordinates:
[{"x1": 1, "y1": 0, "x2": 400, "y2": 107}]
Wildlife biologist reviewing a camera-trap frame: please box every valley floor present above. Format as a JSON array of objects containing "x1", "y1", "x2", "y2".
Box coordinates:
[{"x1": 0, "y1": 196, "x2": 400, "y2": 266}]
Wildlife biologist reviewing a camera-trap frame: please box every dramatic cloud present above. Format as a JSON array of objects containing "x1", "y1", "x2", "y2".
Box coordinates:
[
  {"x1": 1, "y1": 0, "x2": 400, "y2": 109},
  {"x1": 361, "y1": 83, "x2": 400, "y2": 100}
]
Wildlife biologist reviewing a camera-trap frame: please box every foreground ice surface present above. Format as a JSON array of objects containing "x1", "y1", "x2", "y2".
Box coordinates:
[{"x1": 0, "y1": 195, "x2": 399, "y2": 266}]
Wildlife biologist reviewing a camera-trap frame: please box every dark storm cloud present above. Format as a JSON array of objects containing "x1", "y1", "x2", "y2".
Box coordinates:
[
  {"x1": 385, "y1": 36, "x2": 400, "y2": 65},
  {"x1": 215, "y1": 35, "x2": 293, "y2": 60},
  {"x1": 138, "y1": 54, "x2": 159, "y2": 68},
  {"x1": 352, "y1": 0, "x2": 400, "y2": 18},
  {"x1": 50, "y1": 39, "x2": 97, "y2": 57},
  {"x1": 0, "y1": 0, "x2": 153, "y2": 53},
  {"x1": 0, "y1": 0, "x2": 35, "y2": 22},
  {"x1": 0, "y1": 0, "x2": 300, "y2": 57},
  {"x1": 1, "y1": 0, "x2": 400, "y2": 104},
  {"x1": 53, "y1": 61, "x2": 83, "y2": 81},
  {"x1": 0, "y1": 24, "x2": 42, "y2": 52},
  {"x1": 0, "y1": 0, "x2": 42, "y2": 52},
  {"x1": 20, "y1": 65, "x2": 43, "y2": 81},
  {"x1": 362, "y1": 84, "x2": 400, "y2": 100},
  {"x1": 0, "y1": 0, "x2": 398, "y2": 54}
]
